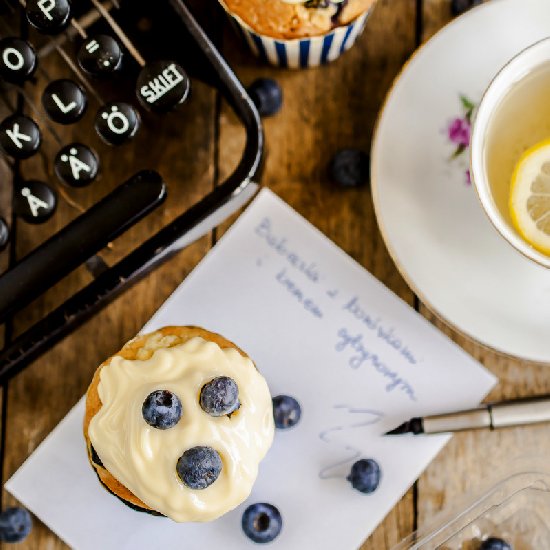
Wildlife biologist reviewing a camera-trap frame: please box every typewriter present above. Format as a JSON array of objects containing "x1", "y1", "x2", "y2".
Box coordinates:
[{"x1": 0, "y1": 0, "x2": 263, "y2": 383}]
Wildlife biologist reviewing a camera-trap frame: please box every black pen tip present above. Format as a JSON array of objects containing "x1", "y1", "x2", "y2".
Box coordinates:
[
  {"x1": 384, "y1": 423, "x2": 409, "y2": 435},
  {"x1": 384, "y1": 417, "x2": 424, "y2": 435}
]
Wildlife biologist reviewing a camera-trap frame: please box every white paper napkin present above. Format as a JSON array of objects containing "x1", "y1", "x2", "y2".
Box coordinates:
[{"x1": 6, "y1": 189, "x2": 496, "y2": 549}]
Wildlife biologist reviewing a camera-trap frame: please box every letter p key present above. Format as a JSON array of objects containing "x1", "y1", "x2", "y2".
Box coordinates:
[{"x1": 25, "y1": 0, "x2": 71, "y2": 34}]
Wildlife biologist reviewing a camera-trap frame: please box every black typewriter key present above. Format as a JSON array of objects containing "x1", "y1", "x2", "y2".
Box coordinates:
[
  {"x1": 14, "y1": 181, "x2": 57, "y2": 224},
  {"x1": 95, "y1": 102, "x2": 140, "y2": 146},
  {"x1": 0, "y1": 38, "x2": 37, "y2": 83},
  {"x1": 136, "y1": 60, "x2": 190, "y2": 112},
  {"x1": 77, "y1": 35, "x2": 122, "y2": 76},
  {"x1": 0, "y1": 218, "x2": 9, "y2": 251},
  {"x1": 42, "y1": 79, "x2": 87, "y2": 124},
  {"x1": 0, "y1": 114, "x2": 41, "y2": 159},
  {"x1": 54, "y1": 143, "x2": 99, "y2": 187},
  {"x1": 25, "y1": 0, "x2": 71, "y2": 34}
]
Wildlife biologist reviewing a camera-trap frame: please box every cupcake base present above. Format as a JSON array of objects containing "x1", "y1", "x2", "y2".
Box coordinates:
[{"x1": 224, "y1": 7, "x2": 371, "y2": 68}]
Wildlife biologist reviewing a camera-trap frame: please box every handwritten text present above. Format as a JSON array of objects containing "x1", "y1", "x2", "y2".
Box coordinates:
[
  {"x1": 343, "y1": 296, "x2": 417, "y2": 365},
  {"x1": 335, "y1": 327, "x2": 416, "y2": 401},
  {"x1": 255, "y1": 217, "x2": 320, "y2": 283},
  {"x1": 276, "y1": 268, "x2": 323, "y2": 318}
]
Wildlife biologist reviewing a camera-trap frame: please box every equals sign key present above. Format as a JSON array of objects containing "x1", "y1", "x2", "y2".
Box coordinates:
[
  {"x1": 77, "y1": 35, "x2": 122, "y2": 75},
  {"x1": 86, "y1": 39, "x2": 100, "y2": 53}
]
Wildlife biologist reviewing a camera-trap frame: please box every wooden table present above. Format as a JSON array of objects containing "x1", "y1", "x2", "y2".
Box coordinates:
[{"x1": 3, "y1": 0, "x2": 550, "y2": 548}]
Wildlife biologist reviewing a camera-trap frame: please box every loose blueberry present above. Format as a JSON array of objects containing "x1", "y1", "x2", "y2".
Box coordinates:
[
  {"x1": 272, "y1": 395, "x2": 301, "y2": 430},
  {"x1": 480, "y1": 537, "x2": 513, "y2": 550},
  {"x1": 0, "y1": 507, "x2": 32, "y2": 543},
  {"x1": 200, "y1": 376, "x2": 240, "y2": 417},
  {"x1": 142, "y1": 390, "x2": 182, "y2": 429},
  {"x1": 247, "y1": 78, "x2": 283, "y2": 117},
  {"x1": 0, "y1": 217, "x2": 9, "y2": 251},
  {"x1": 451, "y1": 0, "x2": 482, "y2": 16},
  {"x1": 176, "y1": 446, "x2": 222, "y2": 489},
  {"x1": 242, "y1": 503, "x2": 282, "y2": 544},
  {"x1": 328, "y1": 148, "x2": 370, "y2": 187},
  {"x1": 450, "y1": 0, "x2": 470, "y2": 14},
  {"x1": 347, "y1": 458, "x2": 381, "y2": 494}
]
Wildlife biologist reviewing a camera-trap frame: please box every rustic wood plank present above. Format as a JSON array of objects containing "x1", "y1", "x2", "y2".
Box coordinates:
[
  {"x1": 0, "y1": 155, "x2": 11, "y2": 532},
  {"x1": 422, "y1": 0, "x2": 452, "y2": 41},
  {"x1": 0, "y1": 5, "x2": 219, "y2": 548},
  {"x1": 0, "y1": 95, "x2": 14, "y2": 547},
  {"x1": 216, "y1": 1, "x2": 418, "y2": 547},
  {"x1": 416, "y1": 0, "x2": 550, "y2": 540}
]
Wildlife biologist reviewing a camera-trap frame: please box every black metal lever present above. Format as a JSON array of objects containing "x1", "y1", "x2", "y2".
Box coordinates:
[
  {"x1": 0, "y1": 170, "x2": 166, "y2": 323},
  {"x1": 0, "y1": 0, "x2": 263, "y2": 385}
]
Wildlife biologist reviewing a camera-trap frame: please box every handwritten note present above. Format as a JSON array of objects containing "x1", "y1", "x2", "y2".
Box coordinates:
[{"x1": 5, "y1": 189, "x2": 496, "y2": 550}]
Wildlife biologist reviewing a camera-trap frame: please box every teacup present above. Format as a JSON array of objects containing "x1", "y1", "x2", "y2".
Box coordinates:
[{"x1": 470, "y1": 37, "x2": 550, "y2": 268}]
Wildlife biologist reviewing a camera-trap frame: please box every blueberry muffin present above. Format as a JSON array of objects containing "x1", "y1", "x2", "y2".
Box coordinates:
[
  {"x1": 220, "y1": 0, "x2": 376, "y2": 39},
  {"x1": 84, "y1": 326, "x2": 274, "y2": 522}
]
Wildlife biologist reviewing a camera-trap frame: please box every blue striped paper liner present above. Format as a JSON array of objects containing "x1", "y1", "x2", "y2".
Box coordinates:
[{"x1": 222, "y1": 5, "x2": 370, "y2": 69}]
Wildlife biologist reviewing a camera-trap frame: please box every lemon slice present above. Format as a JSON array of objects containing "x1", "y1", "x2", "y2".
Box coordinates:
[{"x1": 509, "y1": 138, "x2": 550, "y2": 255}]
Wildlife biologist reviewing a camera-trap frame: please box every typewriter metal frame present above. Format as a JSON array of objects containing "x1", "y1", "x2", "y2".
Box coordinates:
[{"x1": 0, "y1": 0, "x2": 263, "y2": 383}]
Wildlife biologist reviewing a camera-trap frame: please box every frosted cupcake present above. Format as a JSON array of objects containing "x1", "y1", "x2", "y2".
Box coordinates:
[
  {"x1": 84, "y1": 326, "x2": 274, "y2": 522},
  {"x1": 220, "y1": 0, "x2": 377, "y2": 68}
]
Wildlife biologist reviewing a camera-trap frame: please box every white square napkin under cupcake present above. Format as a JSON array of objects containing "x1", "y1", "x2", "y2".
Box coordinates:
[{"x1": 5, "y1": 189, "x2": 496, "y2": 549}]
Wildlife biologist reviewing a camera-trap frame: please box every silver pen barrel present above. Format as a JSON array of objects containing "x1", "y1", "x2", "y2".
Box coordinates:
[
  {"x1": 422, "y1": 397, "x2": 550, "y2": 434},
  {"x1": 423, "y1": 407, "x2": 491, "y2": 434},
  {"x1": 491, "y1": 398, "x2": 550, "y2": 428}
]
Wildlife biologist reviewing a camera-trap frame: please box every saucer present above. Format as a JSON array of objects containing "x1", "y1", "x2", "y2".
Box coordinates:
[{"x1": 371, "y1": 0, "x2": 550, "y2": 363}]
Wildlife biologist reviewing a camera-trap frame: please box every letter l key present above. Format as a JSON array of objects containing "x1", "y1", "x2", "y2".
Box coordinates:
[{"x1": 51, "y1": 93, "x2": 76, "y2": 113}]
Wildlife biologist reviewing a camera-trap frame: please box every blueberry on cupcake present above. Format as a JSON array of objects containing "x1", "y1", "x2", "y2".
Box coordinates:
[
  {"x1": 200, "y1": 376, "x2": 240, "y2": 417},
  {"x1": 142, "y1": 390, "x2": 182, "y2": 429},
  {"x1": 176, "y1": 446, "x2": 223, "y2": 489}
]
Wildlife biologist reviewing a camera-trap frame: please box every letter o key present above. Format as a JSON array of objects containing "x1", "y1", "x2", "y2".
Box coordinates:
[{"x1": 0, "y1": 38, "x2": 37, "y2": 83}]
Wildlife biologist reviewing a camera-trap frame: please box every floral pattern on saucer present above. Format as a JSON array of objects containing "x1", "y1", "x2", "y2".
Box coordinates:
[{"x1": 447, "y1": 95, "x2": 476, "y2": 185}]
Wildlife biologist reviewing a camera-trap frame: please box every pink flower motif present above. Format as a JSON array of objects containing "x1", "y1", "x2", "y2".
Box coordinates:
[
  {"x1": 465, "y1": 170, "x2": 471, "y2": 186},
  {"x1": 448, "y1": 117, "x2": 471, "y2": 147}
]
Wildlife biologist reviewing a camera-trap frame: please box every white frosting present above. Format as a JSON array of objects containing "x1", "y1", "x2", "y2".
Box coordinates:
[{"x1": 88, "y1": 336, "x2": 274, "y2": 522}]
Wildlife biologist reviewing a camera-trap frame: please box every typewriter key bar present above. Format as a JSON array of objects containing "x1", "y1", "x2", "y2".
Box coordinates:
[{"x1": 0, "y1": 170, "x2": 166, "y2": 324}]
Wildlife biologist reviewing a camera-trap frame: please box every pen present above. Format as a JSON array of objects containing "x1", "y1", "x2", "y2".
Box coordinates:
[{"x1": 385, "y1": 396, "x2": 550, "y2": 435}]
